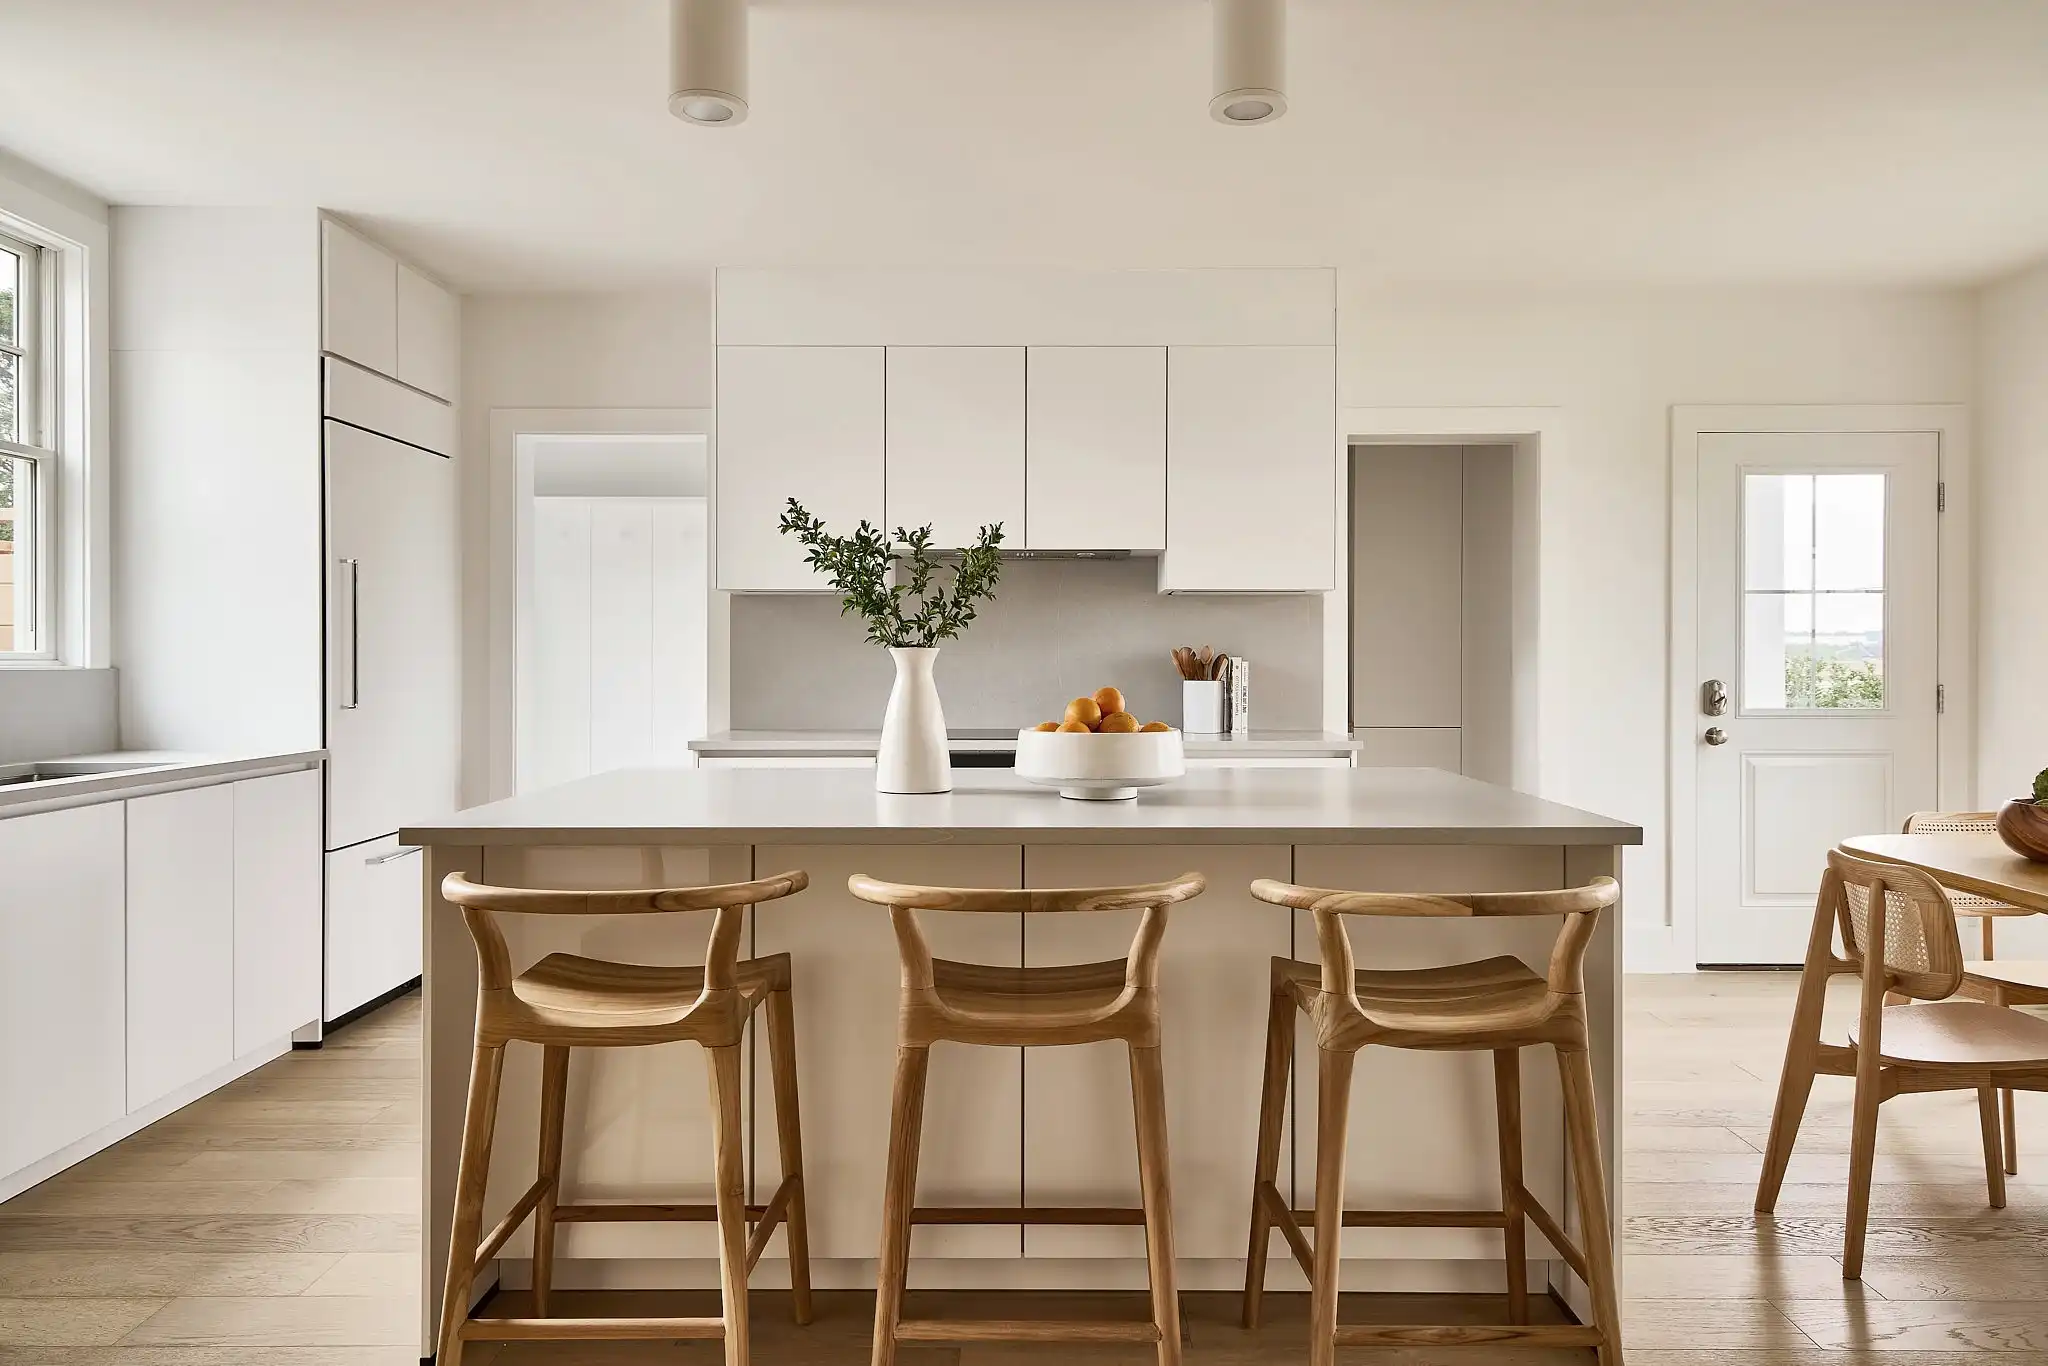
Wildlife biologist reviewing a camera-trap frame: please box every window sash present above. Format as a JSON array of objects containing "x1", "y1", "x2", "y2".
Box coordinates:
[
  {"x1": 0, "y1": 225, "x2": 51, "y2": 657},
  {"x1": 0, "y1": 227, "x2": 40, "y2": 451}
]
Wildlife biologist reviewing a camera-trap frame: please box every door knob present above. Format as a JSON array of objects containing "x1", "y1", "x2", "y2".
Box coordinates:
[{"x1": 1704, "y1": 727, "x2": 1728, "y2": 746}]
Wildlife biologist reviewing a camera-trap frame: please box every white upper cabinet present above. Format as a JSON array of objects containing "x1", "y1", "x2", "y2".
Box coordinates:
[
  {"x1": 395, "y1": 262, "x2": 460, "y2": 401},
  {"x1": 126, "y1": 785, "x2": 237, "y2": 1113},
  {"x1": 1161, "y1": 346, "x2": 1337, "y2": 592},
  {"x1": 321, "y1": 218, "x2": 398, "y2": 378},
  {"x1": 1025, "y1": 346, "x2": 1166, "y2": 551},
  {"x1": 716, "y1": 346, "x2": 884, "y2": 592},
  {"x1": 884, "y1": 347, "x2": 1024, "y2": 549}
]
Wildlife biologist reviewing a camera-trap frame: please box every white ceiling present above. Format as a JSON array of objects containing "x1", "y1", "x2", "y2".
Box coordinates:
[{"x1": 6, "y1": 0, "x2": 2046, "y2": 292}]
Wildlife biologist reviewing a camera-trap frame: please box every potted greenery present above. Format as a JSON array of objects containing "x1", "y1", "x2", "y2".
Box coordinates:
[
  {"x1": 1997, "y1": 767, "x2": 2048, "y2": 862},
  {"x1": 779, "y1": 499, "x2": 1004, "y2": 794}
]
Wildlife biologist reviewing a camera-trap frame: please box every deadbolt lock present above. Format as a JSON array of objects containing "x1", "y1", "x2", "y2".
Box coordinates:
[{"x1": 1701, "y1": 679, "x2": 1728, "y2": 717}]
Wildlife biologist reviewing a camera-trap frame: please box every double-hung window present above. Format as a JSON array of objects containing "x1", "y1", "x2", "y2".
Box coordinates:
[{"x1": 0, "y1": 227, "x2": 49, "y2": 654}]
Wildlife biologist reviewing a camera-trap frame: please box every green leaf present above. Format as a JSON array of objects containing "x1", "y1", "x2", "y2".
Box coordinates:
[{"x1": 778, "y1": 502, "x2": 1004, "y2": 648}]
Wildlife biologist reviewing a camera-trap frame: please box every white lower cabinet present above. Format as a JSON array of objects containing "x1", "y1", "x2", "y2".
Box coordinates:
[
  {"x1": 127, "y1": 785, "x2": 237, "y2": 1112},
  {"x1": 1020, "y1": 844, "x2": 1291, "y2": 1258},
  {"x1": 0, "y1": 804, "x2": 127, "y2": 1179},
  {"x1": 234, "y1": 769, "x2": 324, "y2": 1053},
  {"x1": 327, "y1": 835, "x2": 425, "y2": 1021}
]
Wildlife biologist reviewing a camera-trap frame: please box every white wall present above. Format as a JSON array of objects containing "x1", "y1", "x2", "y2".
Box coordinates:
[
  {"x1": 1342, "y1": 283, "x2": 1976, "y2": 962},
  {"x1": 1975, "y1": 261, "x2": 2048, "y2": 809},
  {"x1": 459, "y1": 288, "x2": 714, "y2": 802}
]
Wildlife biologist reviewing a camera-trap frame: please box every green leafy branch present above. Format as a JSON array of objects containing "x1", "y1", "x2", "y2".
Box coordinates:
[{"x1": 778, "y1": 498, "x2": 1005, "y2": 648}]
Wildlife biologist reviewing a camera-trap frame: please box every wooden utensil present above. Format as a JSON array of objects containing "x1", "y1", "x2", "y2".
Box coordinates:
[{"x1": 1211, "y1": 653, "x2": 1229, "y2": 681}]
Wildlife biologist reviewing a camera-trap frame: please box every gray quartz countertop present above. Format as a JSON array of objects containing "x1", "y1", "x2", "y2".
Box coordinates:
[
  {"x1": 402, "y1": 765, "x2": 1640, "y2": 848},
  {"x1": 689, "y1": 729, "x2": 1362, "y2": 758},
  {"x1": 0, "y1": 749, "x2": 327, "y2": 816}
]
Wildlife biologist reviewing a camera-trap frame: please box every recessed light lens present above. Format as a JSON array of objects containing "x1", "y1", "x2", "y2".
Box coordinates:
[
  {"x1": 1224, "y1": 98, "x2": 1274, "y2": 122},
  {"x1": 682, "y1": 97, "x2": 735, "y2": 123}
]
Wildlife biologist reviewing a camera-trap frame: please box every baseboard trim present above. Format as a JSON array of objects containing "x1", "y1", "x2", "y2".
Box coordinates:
[{"x1": 326, "y1": 976, "x2": 421, "y2": 1032}]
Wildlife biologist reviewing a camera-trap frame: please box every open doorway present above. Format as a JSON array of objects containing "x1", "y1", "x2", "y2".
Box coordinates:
[{"x1": 513, "y1": 433, "x2": 710, "y2": 792}]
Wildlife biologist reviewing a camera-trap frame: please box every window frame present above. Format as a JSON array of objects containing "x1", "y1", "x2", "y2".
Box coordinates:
[{"x1": 0, "y1": 224, "x2": 55, "y2": 660}]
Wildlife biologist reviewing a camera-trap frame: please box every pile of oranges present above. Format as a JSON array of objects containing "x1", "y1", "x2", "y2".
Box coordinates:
[{"x1": 1033, "y1": 687, "x2": 1173, "y2": 736}]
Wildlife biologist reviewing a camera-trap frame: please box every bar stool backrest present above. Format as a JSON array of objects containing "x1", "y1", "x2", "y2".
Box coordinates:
[
  {"x1": 846, "y1": 873, "x2": 1208, "y2": 994},
  {"x1": 1826, "y1": 848, "x2": 1963, "y2": 1001},
  {"x1": 1249, "y1": 876, "x2": 1620, "y2": 1000},
  {"x1": 440, "y1": 870, "x2": 809, "y2": 992}
]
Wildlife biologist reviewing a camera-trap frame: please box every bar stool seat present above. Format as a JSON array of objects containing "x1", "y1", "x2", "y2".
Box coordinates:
[
  {"x1": 1275, "y1": 955, "x2": 1551, "y2": 1044},
  {"x1": 434, "y1": 870, "x2": 815, "y2": 1366},
  {"x1": 510, "y1": 951, "x2": 789, "y2": 1039},
  {"x1": 924, "y1": 956, "x2": 1148, "y2": 1042}
]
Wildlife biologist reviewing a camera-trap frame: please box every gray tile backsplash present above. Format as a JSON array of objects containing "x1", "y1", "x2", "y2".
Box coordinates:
[{"x1": 728, "y1": 558, "x2": 1322, "y2": 730}]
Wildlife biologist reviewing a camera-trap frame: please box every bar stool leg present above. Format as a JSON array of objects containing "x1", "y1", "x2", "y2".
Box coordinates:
[
  {"x1": 1558, "y1": 1045, "x2": 1623, "y2": 1366},
  {"x1": 1309, "y1": 1046, "x2": 1356, "y2": 1366},
  {"x1": 1492, "y1": 1047, "x2": 1530, "y2": 1324},
  {"x1": 765, "y1": 983, "x2": 814, "y2": 1325},
  {"x1": 530, "y1": 1044, "x2": 570, "y2": 1316},
  {"x1": 872, "y1": 1046, "x2": 930, "y2": 1366},
  {"x1": 1129, "y1": 1044, "x2": 1182, "y2": 1366},
  {"x1": 705, "y1": 1042, "x2": 751, "y2": 1366},
  {"x1": 1241, "y1": 982, "x2": 1295, "y2": 1329},
  {"x1": 436, "y1": 1041, "x2": 505, "y2": 1366}
]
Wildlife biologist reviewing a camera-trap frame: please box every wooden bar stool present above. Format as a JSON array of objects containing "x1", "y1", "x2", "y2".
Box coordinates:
[
  {"x1": 1242, "y1": 876, "x2": 1624, "y2": 1366},
  {"x1": 849, "y1": 871, "x2": 1208, "y2": 1366},
  {"x1": 435, "y1": 870, "x2": 815, "y2": 1366}
]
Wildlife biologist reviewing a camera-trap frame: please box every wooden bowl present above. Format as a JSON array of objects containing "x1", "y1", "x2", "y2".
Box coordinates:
[
  {"x1": 1997, "y1": 798, "x2": 2048, "y2": 862},
  {"x1": 1015, "y1": 728, "x2": 1185, "y2": 801}
]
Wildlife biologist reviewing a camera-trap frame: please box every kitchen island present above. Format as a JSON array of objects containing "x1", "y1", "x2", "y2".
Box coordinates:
[{"x1": 403, "y1": 766, "x2": 1639, "y2": 1354}]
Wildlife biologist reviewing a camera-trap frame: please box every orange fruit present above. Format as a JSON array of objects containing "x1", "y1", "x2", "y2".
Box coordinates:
[
  {"x1": 1098, "y1": 711, "x2": 1140, "y2": 734},
  {"x1": 1092, "y1": 686, "x2": 1126, "y2": 717},
  {"x1": 1064, "y1": 697, "x2": 1104, "y2": 729},
  {"x1": 1056, "y1": 719, "x2": 1092, "y2": 733},
  {"x1": 1033, "y1": 721, "x2": 1059, "y2": 732},
  {"x1": 1139, "y1": 720, "x2": 1171, "y2": 733}
]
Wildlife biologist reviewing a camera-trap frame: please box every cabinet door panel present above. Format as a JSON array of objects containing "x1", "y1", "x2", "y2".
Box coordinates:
[
  {"x1": 1020, "y1": 845, "x2": 1290, "y2": 1258},
  {"x1": 326, "y1": 420, "x2": 461, "y2": 848},
  {"x1": 325, "y1": 836, "x2": 424, "y2": 1020},
  {"x1": 394, "y1": 261, "x2": 459, "y2": 400},
  {"x1": 753, "y1": 844, "x2": 1023, "y2": 1259},
  {"x1": 0, "y1": 804, "x2": 126, "y2": 1177},
  {"x1": 1162, "y1": 345, "x2": 1336, "y2": 591},
  {"x1": 1025, "y1": 347, "x2": 1165, "y2": 551},
  {"x1": 885, "y1": 346, "x2": 1024, "y2": 549},
  {"x1": 321, "y1": 219, "x2": 398, "y2": 376},
  {"x1": 715, "y1": 346, "x2": 883, "y2": 591},
  {"x1": 234, "y1": 769, "x2": 324, "y2": 1053},
  {"x1": 127, "y1": 785, "x2": 236, "y2": 1111}
]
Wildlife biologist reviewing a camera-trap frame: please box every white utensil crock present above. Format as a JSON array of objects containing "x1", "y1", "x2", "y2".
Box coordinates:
[
  {"x1": 877, "y1": 646, "x2": 952, "y2": 793},
  {"x1": 1182, "y1": 679, "x2": 1226, "y2": 735}
]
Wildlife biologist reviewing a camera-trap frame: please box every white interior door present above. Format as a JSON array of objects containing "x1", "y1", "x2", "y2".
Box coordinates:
[{"x1": 1696, "y1": 431, "x2": 1939, "y2": 964}]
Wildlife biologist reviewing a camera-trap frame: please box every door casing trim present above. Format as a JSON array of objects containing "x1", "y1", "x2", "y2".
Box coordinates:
[{"x1": 1665, "y1": 403, "x2": 1973, "y2": 974}]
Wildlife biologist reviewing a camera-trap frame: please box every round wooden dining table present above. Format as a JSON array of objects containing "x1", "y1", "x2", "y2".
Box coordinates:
[{"x1": 1840, "y1": 830, "x2": 2048, "y2": 914}]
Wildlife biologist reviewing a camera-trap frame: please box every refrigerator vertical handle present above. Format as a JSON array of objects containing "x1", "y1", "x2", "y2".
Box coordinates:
[{"x1": 339, "y1": 558, "x2": 361, "y2": 710}]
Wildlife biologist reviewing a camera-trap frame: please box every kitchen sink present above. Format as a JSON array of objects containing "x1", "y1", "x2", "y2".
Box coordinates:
[{"x1": 0, "y1": 760, "x2": 177, "y2": 788}]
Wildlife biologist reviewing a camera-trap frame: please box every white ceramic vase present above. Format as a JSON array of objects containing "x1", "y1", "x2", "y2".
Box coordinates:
[{"x1": 877, "y1": 646, "x2": 951, "y2": 794}]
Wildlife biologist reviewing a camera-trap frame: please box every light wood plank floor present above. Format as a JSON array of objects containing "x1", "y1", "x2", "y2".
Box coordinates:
[{"x1": 6, "y1": 974, "x2": 2048, "y2": 1363}]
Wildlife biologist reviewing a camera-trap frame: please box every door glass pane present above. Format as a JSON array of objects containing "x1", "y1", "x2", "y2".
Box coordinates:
[
  {"x1": 1742, "y1": 471, "x2": 1886, "y2": 710},
  {"x1": 0, "y1": 247, "x2": 16, "y2": 347}
]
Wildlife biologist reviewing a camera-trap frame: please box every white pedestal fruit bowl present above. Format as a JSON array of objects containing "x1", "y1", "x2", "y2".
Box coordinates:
[{"x1": 1014, "y1": 728, "x2": 1186, "y2": 801}]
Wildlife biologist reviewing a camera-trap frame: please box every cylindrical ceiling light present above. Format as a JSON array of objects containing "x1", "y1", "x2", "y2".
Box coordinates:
[
  {"x1": 1211, "y1": 0, "x2": 1287, "y2": 125},
  {"x1": 669, "y1": 0, "x2": 748, "y2": 126}
]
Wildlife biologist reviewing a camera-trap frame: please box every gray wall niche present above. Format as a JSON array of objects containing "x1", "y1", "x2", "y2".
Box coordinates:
[{"x1": 727, "y1": 558, "x2": 1321, "y2": 731}]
